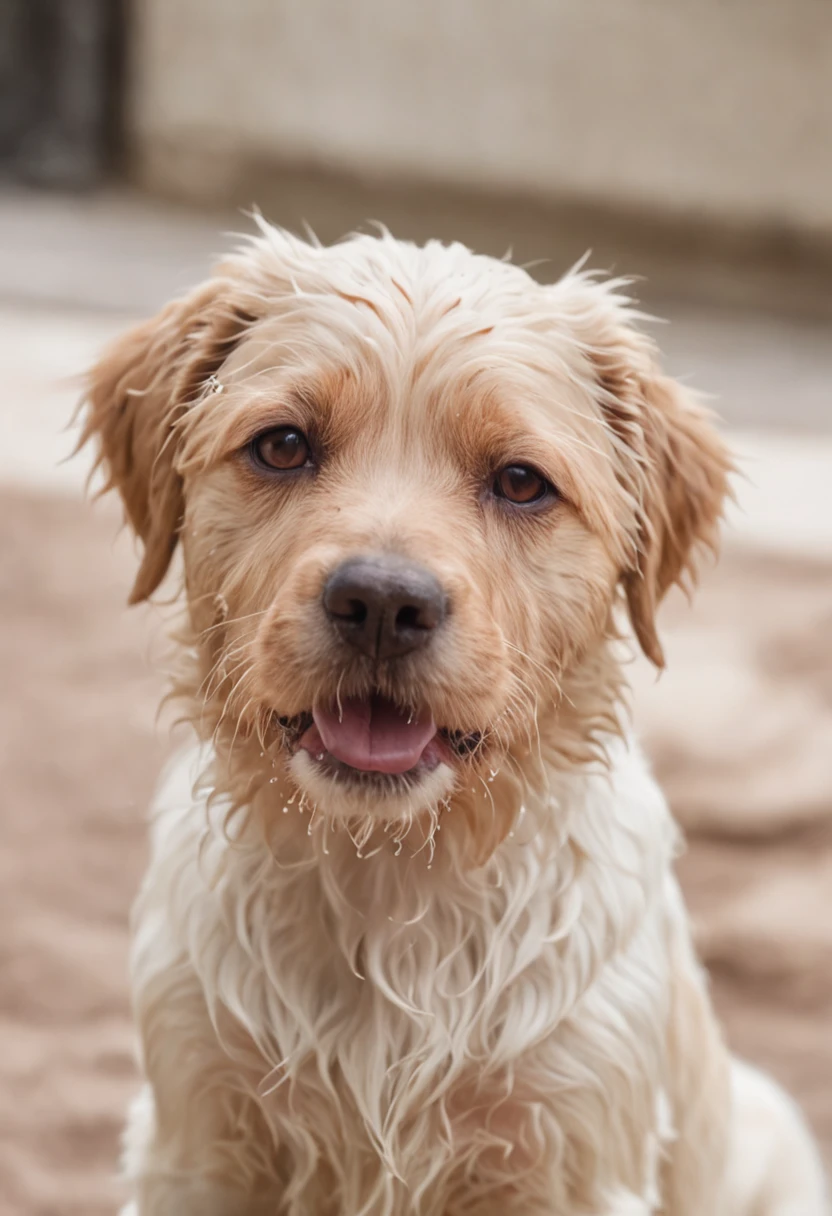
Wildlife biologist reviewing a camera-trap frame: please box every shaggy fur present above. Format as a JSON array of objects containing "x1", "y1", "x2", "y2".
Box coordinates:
[{"x1": 83, "y1": 224, "x2": 828, "y2": 1215}]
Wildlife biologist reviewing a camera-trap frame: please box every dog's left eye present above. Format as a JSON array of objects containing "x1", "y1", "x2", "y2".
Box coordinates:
[
  {"x1": 250, "y1": 427, "x2": 312, "y2": 471},
  {"x1": 492, "y1": 464, "x2": 554, "y2": 506}
]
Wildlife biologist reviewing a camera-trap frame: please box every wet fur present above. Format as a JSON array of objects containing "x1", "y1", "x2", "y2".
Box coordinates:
[{"x1": 83, "y1": 225, "x2": 827, "y2": 1215}]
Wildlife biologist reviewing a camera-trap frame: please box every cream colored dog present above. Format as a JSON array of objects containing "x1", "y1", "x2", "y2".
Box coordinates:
[{"x1": 84, "y1": 224, "x2": 827, "y2": 1215}]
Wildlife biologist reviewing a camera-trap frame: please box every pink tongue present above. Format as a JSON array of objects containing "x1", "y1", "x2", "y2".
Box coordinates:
[{"x1": 307, "y1": 696, "x2": 436, "y2": 774}]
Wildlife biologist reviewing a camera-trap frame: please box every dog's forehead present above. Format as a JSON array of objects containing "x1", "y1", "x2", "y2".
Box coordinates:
[
  {"x1": 232, "y1": 235, "x2": 572, "y2": 353},
  {"x1": 222, "y1": 236, "x2": 592, "y2": 404},
  {"x1": 237, "y1": 231, "x2": 539, "y2": 314}
]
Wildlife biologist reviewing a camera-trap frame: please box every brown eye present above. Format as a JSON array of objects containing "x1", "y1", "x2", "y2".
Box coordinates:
[
  {"x1": 250, "y1": 427, "x2": 311, "y2": 471},
  {"x1": 493, "y1": 464, "x2": 553, "y2": 506}
]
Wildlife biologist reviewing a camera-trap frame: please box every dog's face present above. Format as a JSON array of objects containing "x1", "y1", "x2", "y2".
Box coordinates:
[{"x1": 84, "y1": 227, "x2": 729, "y2": 832}]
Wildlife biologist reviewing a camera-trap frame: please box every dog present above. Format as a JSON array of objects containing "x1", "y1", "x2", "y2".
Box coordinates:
[{"x1": 83, "y1": 223, "x2": 828, "y2": 1215}]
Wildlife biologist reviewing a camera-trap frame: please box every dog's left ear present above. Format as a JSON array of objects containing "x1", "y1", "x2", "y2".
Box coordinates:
[
  {"x1": 82, "y1": 276, "x2": 255, "y2": 604},
  {"x1": 615, "y1": 368, "x2": 731, "y2": 667},
  {"x1": 556, "y1": 276, "x2": 733, "y2": 667}
]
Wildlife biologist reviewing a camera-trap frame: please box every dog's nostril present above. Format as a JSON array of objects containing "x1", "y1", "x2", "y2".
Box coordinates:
[
  {"x1": 341, "y1": 598, "x2": 368, "y2": 625},
  {"x1": 395, "y1": 603, "x2": 426, "y2": 632}
]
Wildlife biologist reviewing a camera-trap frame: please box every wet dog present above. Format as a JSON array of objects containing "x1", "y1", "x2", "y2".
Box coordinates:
[{"x1": 84, "y1": 224, "x2": 827, "y2": 1215}]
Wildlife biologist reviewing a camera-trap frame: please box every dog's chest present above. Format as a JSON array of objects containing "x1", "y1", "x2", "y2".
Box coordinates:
[
  {"x1": 230, "y1": 837, "x2": 568, "y2": 1070},
  {"x1": 215, "y1": 843, "x2": 577, "y2": 1191},
  {"x1": 197, "y1": 826, "x2": 668, "y2": 1212}
]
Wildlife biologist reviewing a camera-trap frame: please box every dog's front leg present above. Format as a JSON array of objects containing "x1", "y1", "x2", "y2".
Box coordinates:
[
  {"x1": 122, "y1": 1179, "x2": 279, "y2": 1216},
  {"x1": 659, "y1": 896, "x2": 733, "y2": 1216},
  {"x1": 122, "y1": 947, "x2": 286, "y2": 1216},
  {"x1": 121, "y1": 1081, "x2": 284, "y2": 1216},
  {"x1": 135, "y1": 1178, "x2": 280, "y2": 1216}
]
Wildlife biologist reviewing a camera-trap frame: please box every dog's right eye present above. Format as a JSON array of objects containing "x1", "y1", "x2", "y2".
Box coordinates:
[
  {"x1": 249, "y1": 427, "x2": 312, "y2": 472},
  {"x1": 492, "y1": 463, "x2": 555, "y2": 507}
]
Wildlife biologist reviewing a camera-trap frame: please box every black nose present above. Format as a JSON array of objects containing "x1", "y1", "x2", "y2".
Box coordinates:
[{"x1": 323, "y1": 555, "x2": 446, "y2": 660}]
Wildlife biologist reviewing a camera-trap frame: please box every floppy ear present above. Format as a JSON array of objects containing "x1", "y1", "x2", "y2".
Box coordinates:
[
  {"x1": 558, "y1": 275, "x2": 733, "y2": 667},
  {"x1": 82, "y1": 278, "x2": 255, "y2": 604},
  {"x1": 616, "y1": 369, "x2": 731, "y2": 667}
]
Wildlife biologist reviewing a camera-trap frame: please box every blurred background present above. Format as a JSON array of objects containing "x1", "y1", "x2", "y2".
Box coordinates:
[{"x1": 0, "y1": 2, "x2": 830, "y2": 1212}]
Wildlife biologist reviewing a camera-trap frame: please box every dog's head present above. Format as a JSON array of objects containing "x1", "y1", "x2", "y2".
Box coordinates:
[{"x1": 83, "y1": 226, "x2": 730, "y2": 838}]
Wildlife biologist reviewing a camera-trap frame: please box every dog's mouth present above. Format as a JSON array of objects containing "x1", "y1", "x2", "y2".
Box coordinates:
[{"x1": 276, "y1": 694, "x2": 483, "y2": 787}]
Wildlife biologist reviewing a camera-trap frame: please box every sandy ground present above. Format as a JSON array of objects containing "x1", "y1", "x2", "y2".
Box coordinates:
[
  {"x1": 0, "y1": 486, "x2": 829, "y2": 1215},
  {"x1": 0, "y1": 493, "x2": 162, "y2": 1215}
]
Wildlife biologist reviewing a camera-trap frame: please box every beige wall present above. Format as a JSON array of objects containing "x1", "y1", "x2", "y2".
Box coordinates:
[{"x1": 131, "y1": 0, "x2": 832, "y2": 236}]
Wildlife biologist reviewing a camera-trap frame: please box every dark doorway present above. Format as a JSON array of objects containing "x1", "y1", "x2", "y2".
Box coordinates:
[{"x1": 0, "y1": 0, "x2": 127, "y2": 187}]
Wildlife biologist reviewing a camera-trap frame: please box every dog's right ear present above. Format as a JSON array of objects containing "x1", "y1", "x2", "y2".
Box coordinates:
[{"x1": 82, "y1": 278, "x2": 256, "y2": 604}]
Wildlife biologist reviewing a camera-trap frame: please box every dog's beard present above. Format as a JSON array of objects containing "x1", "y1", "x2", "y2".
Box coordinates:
[{"x1": 287, "y1": 746, "x2": 457, "y2": 830}]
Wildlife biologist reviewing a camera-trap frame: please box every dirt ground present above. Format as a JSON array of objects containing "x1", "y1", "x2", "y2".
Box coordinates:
[{"x1": 0, "y1": 488, "x2": 829, "y2": 1215}]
